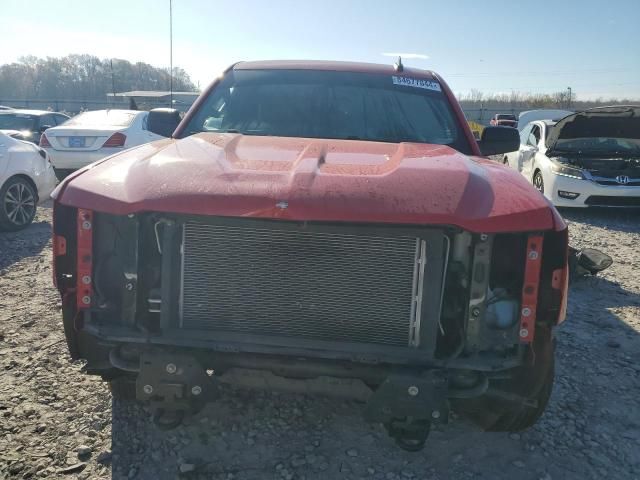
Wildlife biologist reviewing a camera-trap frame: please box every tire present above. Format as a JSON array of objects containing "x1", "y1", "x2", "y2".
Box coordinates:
[
  {"x1": 489, "y1": 345, "x2": 554, "y2": 431},
  {"x1": 533, "y1": 170, "x2": 544, "y2": 194},
  {"x1": 0, "y1": 176, "x2": 37, "y2": 232},
  {"x1": 455, "y1": 326, "x2": 555, "y2": 432}
]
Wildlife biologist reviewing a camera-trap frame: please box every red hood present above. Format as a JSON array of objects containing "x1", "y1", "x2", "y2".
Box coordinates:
[{"x1": 54, "y1": 133, "x2": 558, "y2": 233}]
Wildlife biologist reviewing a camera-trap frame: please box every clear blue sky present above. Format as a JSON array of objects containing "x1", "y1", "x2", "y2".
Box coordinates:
[{"x1": 1, "y1": 0, "x2": 639, "y2": 99}]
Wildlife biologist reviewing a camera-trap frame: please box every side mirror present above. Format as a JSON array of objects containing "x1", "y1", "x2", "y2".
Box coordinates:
[
  {"x1": 147, "y1": 108, "x2": 182, "y2": 137},
  {"x1": 477, "y1": 126, "x2": 520, "y2": 156}
]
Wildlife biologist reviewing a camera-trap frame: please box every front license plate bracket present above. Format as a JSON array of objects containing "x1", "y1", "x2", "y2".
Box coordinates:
[{"x1": 364, "y1": 370, "x2": 449, "y2": 424}]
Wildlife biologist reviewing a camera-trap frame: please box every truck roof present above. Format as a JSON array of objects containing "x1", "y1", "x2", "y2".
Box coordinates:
[{"x1": 234, "y1": 60, "x2": 438, "y2": 79}]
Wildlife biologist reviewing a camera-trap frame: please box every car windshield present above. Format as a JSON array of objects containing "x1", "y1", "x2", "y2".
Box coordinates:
[
  {"x1": 554, "y1": 137, "x2": 640, "y2": 156},
  {"x1": 65, "y1": 110, "x2": 138, "y2": 127},
  {"x1": 0, "y1": 113, "x2": 37, "y2": 131},
  {"x1": 497, "y1": 114, "x2": 516, "y2": 121},
  {"x1": 183, "y1": 69, "x2": 471, "y2": 154}
]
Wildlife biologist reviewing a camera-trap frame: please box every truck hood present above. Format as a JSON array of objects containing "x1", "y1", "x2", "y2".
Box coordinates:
[
  {"x1": 54, "y1": 133, "x2": 558, "y2": 233},
  {"x1": 546, "y1": 105, "x2": 640, "y2": 152}
]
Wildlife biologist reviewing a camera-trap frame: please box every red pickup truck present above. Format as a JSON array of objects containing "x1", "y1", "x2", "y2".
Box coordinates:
[{"x1": 52, "y1": 60, "x2": 568, "y2": 450}]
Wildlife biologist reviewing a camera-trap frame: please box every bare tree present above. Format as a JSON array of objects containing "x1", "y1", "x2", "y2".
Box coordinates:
[{"x1": 0, "y1": 54, "x2": 197, "y2": 102}]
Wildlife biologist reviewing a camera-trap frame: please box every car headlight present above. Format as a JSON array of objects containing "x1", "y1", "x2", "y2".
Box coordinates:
[{"x1": 549, "y1": 161, "x2": 585, "y2": 179}]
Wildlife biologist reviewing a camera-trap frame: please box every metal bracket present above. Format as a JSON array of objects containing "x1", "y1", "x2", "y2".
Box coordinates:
[
  {"x1": 519, "y1": 234, "x2": 544, "y2": 343},
  {"x1": 136, "y1": 352, "x2": 217, "y2": 413},
  {"x1": 465, "y1": 234, "x2": 493, "y2": 352},
  {"x1": 408, "y1": 240, "x2": 427, "y2": 347},
  {"x1": 154, "y1": 219, "x2": 175, "y2": 254},
  {"x1": 363, "y1": 370, "x2": 449, "y2": 425}
]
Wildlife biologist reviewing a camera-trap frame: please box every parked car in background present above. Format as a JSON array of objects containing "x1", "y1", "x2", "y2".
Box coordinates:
[
  {"x1": 0, "y1": 132, "x2": 57, "y2": 231},
  {"x1": 53, "y1": 60, "x2": 568, "y2": 450},
  {"x1": 503, "y1": 106, "x2": 640, "y2": 207},
  {"x1": 0, "y1": 109, "x2": 69, "y2": 145},
  {"x1": 517, "y1": 109, "x2": 573, "y2": 131},
  {"x1": 489, "y1": 113, "x2": 517, "y2": 128},
  {"x1": 41, "y1": 108, "x2": 180, "y2": 180}
]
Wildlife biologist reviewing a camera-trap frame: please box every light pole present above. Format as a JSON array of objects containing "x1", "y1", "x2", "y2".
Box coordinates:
[
  {"x1": 169, "y1": 0, "x2": 173, "y2": 107},
  {"x1": 110, "y1": 59, "x2": 116, "y2": 107},
  {"x1": 567, "y1": 86, "x2": 572, "y2": 109}
]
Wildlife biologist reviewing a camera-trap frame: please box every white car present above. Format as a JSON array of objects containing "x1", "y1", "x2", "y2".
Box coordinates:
[
  {"x1": 41, "y1": 109, "x2": 179, "y2": 180},
  {"x1": 504, "y1": 106, "x2": 640, "y2": 208},
  {"x1": 0, "y1": 132, "x2": 57, "y2": 231}
]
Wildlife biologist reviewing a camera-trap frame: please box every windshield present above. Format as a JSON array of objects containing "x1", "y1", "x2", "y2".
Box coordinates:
[
  {"x1": 183, "y1": 69, "x2": 471, "y2": 154},
  {"x1": 554, "y1": 137, "x2": 640, "y2": 156},
  {"x1": 497, "y1": 114, "x2": 516, "y2": 121},
  {"x1": 65, "y1": 110, "x2": 138, "y2": 127},
  {"x1": 0, "y1": 113, "x2": 37, "y2": 131}
]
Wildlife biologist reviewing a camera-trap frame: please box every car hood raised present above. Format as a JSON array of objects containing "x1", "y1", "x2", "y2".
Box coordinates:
[
  {"x1": 55, "y1": 133, "x2": 558, "y2": 233},
  {"x1": 0, "y1": 129, "x2": 28, "y2": 140},
  {"x1": 546, "y1": 105, "x2": 640, "y2": 151}
]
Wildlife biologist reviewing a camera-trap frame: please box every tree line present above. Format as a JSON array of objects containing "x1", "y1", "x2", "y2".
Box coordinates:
[
  {"x1": 0, "y1": 54, "x2": 196, "y2": 101},
  {"x1": 458, "y1": 88, "x2": 636, "y2": 111}
]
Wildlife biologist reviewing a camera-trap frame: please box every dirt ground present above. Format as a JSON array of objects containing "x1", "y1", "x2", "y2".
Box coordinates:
[{"x1": 1, "y1": 203, "x2": 639, "y2": 480}]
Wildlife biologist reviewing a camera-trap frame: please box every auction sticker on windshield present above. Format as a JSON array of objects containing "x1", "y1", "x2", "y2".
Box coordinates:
[{"x1": 392, "y1": 76, "x2": 442, "y2": 92}]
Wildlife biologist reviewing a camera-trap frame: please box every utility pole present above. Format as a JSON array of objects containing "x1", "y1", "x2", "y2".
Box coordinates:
[
  {"x1": 110, "y1": 59, "x2": 116, "y2": 107},
  {"x1": 567, "y1": 86, "x2": 572, "y2": 109},
  {"x1": 169, "y1": 0, "x2": 173, "y2": 107}
]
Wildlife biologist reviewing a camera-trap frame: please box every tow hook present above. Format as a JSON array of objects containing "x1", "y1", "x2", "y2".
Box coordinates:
[
  {"x1": 135, "y1": 352, "x2": 217, "y2": 429},
  {"x1": 385, "y1": 417, "x2": 432, "y2": 451},
  {"x1": 363, "y1": 371, "x2": 448, "y2": 451}
]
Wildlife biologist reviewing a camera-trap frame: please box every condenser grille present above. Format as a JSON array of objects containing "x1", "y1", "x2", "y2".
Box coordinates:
[{"x1": 180, "y1": 222, "x2": 422, "y2": 347}]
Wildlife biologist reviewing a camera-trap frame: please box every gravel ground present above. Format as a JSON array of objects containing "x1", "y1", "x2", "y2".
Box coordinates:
[{"x1": 1, "y1": 203, "x2": 639, "y2": 480}]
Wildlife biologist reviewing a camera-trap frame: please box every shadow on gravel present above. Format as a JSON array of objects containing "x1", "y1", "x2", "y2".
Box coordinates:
[
  {"x1": 0, "y1": 221, "x2": 51, "y2": 271},
  {"x1": 568, "y1": 274, "x2": 640, "y2": 349},
  {"x1": 559, "y1": 207, "x2": 640, "y2": 234}
]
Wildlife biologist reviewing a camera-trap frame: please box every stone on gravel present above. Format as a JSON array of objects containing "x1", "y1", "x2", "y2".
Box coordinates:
[
  {"x1": 179, "y1": 463, "x2": 196, "y2": 473},
  {"x1": 57, "y1": 463, "x2": 86, "y2": 474},
  {"x1": 346, "y1": 448, "x2": 359, "y2": 457},
  {"x1": 76, "y1": 445, "x2": 92, "y2": 457},
  {"x1": 291, "y1": 457, "x2": 307, "y2": 467}
]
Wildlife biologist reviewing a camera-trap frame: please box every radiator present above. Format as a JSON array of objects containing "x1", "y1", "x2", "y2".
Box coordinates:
[{"x1": 180, "y1": 221, "x2": 425, "y2": 347}]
